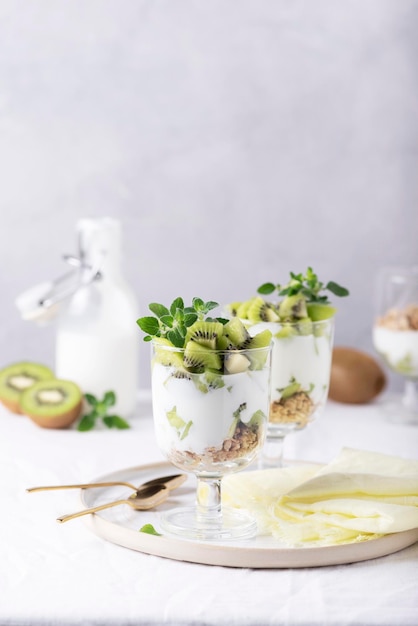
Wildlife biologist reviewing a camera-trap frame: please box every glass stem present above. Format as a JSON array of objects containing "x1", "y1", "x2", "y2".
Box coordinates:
[
  {"x1": 195, "y1": 477, "x2": 222, "y2": 528},
  {"x1": 259, "y1": 435, "x2": 285, "y2": 468},
  {"x1": 402, "y1": 379, "x2": 418, "y2": 411}
]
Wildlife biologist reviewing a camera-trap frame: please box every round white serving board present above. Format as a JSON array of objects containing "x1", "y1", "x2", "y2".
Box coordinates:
[{"x1": 80, "y1": 461, "x2": 418, "y2": 569}]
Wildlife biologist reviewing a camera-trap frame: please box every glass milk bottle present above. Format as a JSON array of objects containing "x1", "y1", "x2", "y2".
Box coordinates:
[{"x1": 55, "y1": 218, "x2": 139, "y2": 417}]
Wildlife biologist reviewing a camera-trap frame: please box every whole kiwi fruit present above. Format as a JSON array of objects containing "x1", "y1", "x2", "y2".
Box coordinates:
[{"x1": 329, "y1": 347, "x2": 386, "y2": 404}]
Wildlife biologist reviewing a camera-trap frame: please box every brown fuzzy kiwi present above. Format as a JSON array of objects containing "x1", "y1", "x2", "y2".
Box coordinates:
[{"x1": 329, "y1": 347, "x2": 386, "y2": 404}]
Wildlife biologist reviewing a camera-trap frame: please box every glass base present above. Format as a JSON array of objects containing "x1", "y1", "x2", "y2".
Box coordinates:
[
  {"x1": 159, "y1": 505, "x2": 257, "y2": 541},
  {"x1": 378, "y1": 395, "x2": 418, "y2": 425},
  {"x1": 257, "y1": 435, "x2": 286, "y2": 469}
]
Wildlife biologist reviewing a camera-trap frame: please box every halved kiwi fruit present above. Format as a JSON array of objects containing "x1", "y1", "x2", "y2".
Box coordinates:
[
  {"x1": 0, "y1": 362, "x2": 55, "y2": 414},
  {"x1": 20, "y1": 378, "x2": 83, "y2": 429}
]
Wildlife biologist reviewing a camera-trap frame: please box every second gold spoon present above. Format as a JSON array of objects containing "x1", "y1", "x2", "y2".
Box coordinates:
[{"x1": 57, "y1": 484, "x2": 170, "y2": 523}]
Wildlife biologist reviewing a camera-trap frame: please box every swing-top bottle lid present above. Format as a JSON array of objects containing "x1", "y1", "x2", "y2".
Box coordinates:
[{"x1": 15, "y1": 217, "x2": 122, "y2": 323}]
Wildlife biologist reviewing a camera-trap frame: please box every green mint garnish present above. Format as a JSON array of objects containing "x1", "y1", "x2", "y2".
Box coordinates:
[
  {"x1": 137, "y1": 297, "x2": 223, "y2": 347},
  {"x1": 257, "y1": 267, "x2": 349, "y2": 304},
  {"x1": 139, "y1": 523, "x2": 162, "y2": 536},
  {"x1": 77, "y1": 391, "x2": 130, "y2": 431}
]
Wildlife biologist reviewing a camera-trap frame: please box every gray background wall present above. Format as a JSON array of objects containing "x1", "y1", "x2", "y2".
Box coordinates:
[{"x1": 0, "y1": 0, "x2": 417, "y2": 391}]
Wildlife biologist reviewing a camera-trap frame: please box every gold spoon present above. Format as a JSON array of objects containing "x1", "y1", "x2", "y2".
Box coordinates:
[
  {"x1": 27, "y1": 473, "x2": 186, "y2": 494},
  {"x1": 57, "y1": 483, "x2": 170, "y2": 523}
]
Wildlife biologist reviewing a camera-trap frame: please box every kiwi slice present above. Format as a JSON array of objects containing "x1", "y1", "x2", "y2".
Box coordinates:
[
  {"x1": 245, "y1": 329, "x2": 272, "y2": 369},
  {"x1": 226, "y1": 301, "x2": 241, "y2": 317},
  {"x1": 0, "y1": 362, "x2": 55, "y2": 414},
  {"x1": 236, "y1": 298, "x2": 257, "y2": 320},
  {"x1": 183, "y1": 341, "x2": 222, "y2": 371},
  {"x1": 153, "y1": 338, "x2": 185, "y2": 369},
  {"x1": 307, "y1": 303, "x2": 337, "y2": 321},
  {"x1": 247, "y1": 297, "x2": 280, "y2": 323},
  {"x1": 223, "y1": 317, "x2": 250, "y2": 347},
  {"x1": 185, "y1": 320, "x2": 224, "y2": 349},
  {"x1": 278, "y1": 294, "x2": 308, "y2": 321},
  {"x1": 20, "y1": 379, "x2": 82, "y2": 429}
]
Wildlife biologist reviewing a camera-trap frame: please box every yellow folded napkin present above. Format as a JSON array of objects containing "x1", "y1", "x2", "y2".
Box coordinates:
[{"x1": 222, "y1": 448, "x2": 418, "y2": 546}]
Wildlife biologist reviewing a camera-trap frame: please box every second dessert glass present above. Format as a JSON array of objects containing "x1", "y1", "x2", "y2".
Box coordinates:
[{"x1": 250, "y1": 317, "x2": 334, "y2": 467}]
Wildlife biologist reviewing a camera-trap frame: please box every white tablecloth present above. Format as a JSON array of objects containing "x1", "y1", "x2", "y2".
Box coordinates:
[{"x1": 1, "y1": 391, "x2": 417, "y2": 626}]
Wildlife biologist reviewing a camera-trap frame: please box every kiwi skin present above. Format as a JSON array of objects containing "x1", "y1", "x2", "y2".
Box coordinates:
[
  {"x1": 329, "y1": 347, "x2": 386, "y2": 404},
  {"x1": 20, "y1": 379, "x2": 83, "y2": 429}
]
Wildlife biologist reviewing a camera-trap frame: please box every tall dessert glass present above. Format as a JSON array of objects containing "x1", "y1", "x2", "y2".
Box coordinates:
[
  {"x1": 151, "y1": 341, "x2": 272, "y2": 540},
  {"x1": 249, "y1": 318, "x2": 334, "y2": 467},
  {"x1": 372, "y1": 266, "x2": 418, "y2": 424}
]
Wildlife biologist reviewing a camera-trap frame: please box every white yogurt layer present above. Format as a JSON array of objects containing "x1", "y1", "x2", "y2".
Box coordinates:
[
  {"x1": 373, "y1": 326, "x2": 418, "y2": 378},
  {"x1": 151, "y1": 363, "x2": 270, "y2": 457},
  {"x1": 249, "y1": 321, "x2": 333, "y2": 406}
]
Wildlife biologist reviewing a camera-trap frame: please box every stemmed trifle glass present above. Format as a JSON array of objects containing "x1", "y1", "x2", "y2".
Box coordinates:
[
  {"x1": 372, "y1": 266, "x2": 418, "y2": 424},
  {"x1": 137, "y1": 297, "x2": 272, "y2": 540},
  {"x1": 227, "y1": 268, "x2": 349, "y2": 468}
]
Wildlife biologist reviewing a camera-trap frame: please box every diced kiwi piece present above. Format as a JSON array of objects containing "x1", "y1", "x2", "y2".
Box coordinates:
[
  {"x1": 226, "y1": 301, "x2": 241, "y2": 317},
  {"x1": 245, "y1": 329, "x2": 272, "y2": 369},
  {"x1": 295, "y1": 317, "x2": 313, "y2": 336},
  {"x1": 20, "y1": 379, "x2": 82, "y2": 429},
  {"x1": 307, "y1": 303, "x2": 337, "y2": 321},
  {"x1": 153, "y1": 338, "x2": 185, "y2": 369},
  {"x1": 223, "y1": 317, "x2": 250, "y2": 347},
  {"x1": 224, "y1": 351, "x2": 251, "y2": 374},
  {"x1": 278, "y1": 294, "x2": 308, "y2": 321},
  {"x1": 183, "y1": 341, "x2": 222, "y2": 371},
  {"x1": 0, "y1": 361, "x2": 55, "y2": 414},
  {"x1": 235, "y1": 298, "x2": 256, "y2": 320},
  {"x1": 216, "y1": 335, "x2": 234, "y2": 350},
  {"x1": 203, "y1": 369, "x2": 225, "y2": 390},
  {"x1": 275, "y1": 325, "x2": 297, "y2": 339},
  {"x1": 185, "y1": 320, "x2": 224, "y2": 349},
  {"x1": 248, "y1": 297, "x2": 280, "y2": 323},
  {"x1": 246, "y1": 409, "x2": 266, "y2": 430},
  {"x1": 280, "y1": 378, "x2": 301, "y2": 399}
]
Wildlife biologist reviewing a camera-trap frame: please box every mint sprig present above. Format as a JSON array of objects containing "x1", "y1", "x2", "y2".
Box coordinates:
[
  {"x1": 137, "y1": 297, "x2": 224, "y2": 348},
  {"x1": 77, "y1": 391, "x2": 130, "y2": 431},
  {"x1": 257, "y1": 267, "x2": 349, "y2": 304}
]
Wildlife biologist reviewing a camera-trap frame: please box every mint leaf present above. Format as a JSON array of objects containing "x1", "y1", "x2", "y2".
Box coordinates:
[
  {"x1": 258, "y1": 282, "x2": 276, "y2": 295},
  {"x1": 103, "y1": 391, "x2": 116, "y2": 407},
  {"x1": 139, "y1": 523, "x2": 161, "y2": 536},
  {"x1": 184, "y1": 313, "x2": 198, "y2": 327},
  {"x1": 170, "y1": 297, "x2": 184, "y2": 315},
  {"x1": 326, "y1": 281, "x2": 349, "y2": 297},
  {"x1": 103, "y1": 415, "x2": 130, "y2": 429},
  {"x1": 136, "y1": 316, "x2": 160, "y2": 335},
  {"x1": 149, "y1": 303, "x2": 170, "y2": 318},
  {"x1": 84, "y1": 393, "x2": 97, "y2": 407},
  {"x1": 77, "y1": 414, "x2": 96, "y2": 431},
  {"x1": 77, "y1": 391, "x2": 130, "y2": 431}
]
